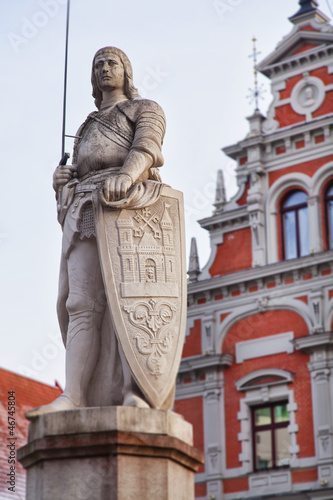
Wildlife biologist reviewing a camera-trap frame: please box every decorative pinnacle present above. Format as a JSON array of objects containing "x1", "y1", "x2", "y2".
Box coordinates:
[
  {"x1": 214, "y1": 170, "x2": 226, "y2": 209},
  {"x1": 188, "y1": 237, "x2": 200, "y2": 282},
  {"x1": 247, "y1": 37, "x2": 265, "y2": 113}
]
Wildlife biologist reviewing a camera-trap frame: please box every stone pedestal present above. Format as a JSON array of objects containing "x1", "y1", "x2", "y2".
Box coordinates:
[{"x1": 18, "y1": 407, "x2": 204, "y2": 500}]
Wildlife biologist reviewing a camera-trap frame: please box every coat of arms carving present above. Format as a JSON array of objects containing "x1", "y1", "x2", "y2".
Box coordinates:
[{"x1": 94, "y1": 185, "x2": 186, "y2": 409}]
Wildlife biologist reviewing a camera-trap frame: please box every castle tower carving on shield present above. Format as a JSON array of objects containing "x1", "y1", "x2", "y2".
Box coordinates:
[{"x1": 117, "y1": 204, "x2": 179, "y2": 298}]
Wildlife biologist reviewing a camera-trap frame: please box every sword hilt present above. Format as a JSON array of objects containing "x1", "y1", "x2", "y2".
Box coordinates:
[
  {"x1": 57, "y1": 152, "x2": 70, "y2": 204},
  {"x1": 59, "y1": 152, "x2": 70, "y2": 166}
]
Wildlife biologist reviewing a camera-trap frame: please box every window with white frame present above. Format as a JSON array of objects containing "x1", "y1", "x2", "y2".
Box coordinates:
[
  {"x1": 251, "y1": 401, "x2": 291, "y2": 472},
  {"x1": 235, "y1": 369, "x2": 298, "y2": 484}
]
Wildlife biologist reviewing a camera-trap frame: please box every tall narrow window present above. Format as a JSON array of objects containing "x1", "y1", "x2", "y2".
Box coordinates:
[
  {"x1": 281, "y1": 190, "x2": 309, "y2": 259},
  {"x1": 325, "y1": 183, "x2": 333, "y2": 250},
  {"x1": 252, "y1": 401, "x2": 291, "y2": 471}
]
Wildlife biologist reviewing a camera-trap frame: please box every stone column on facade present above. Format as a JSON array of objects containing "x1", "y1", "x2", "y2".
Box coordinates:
[
  {"x1": 237, "y1": 397, "x2": 253, "y2": 475},
  {"x1": 199, "y1": 354, "x2": 232, "y2": 499},
  {"x1": 204, "y1": 381, "x2": 223, "y2": 500},
  {"x1": 18, "y1": 407, "x2": 204, "y2": 500},
  {"x1": 307, "y1": 194, "x2": 322, "y2": 254},
  {"x1": 309, "y1": 289, "x2": 324, "y2": 333},
  {"x1": 247, "y1": 166, "x2": 266, "y2": 267},
  {"x1": 308, "y1": 348, "x2": 333, "y2": 487},
  {"x1": 202, "y1": 314, "x2": 216, "y2": 354}
]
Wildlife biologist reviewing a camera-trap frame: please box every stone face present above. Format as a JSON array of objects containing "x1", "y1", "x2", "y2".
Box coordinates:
[{"x1": 18, "y1": 407, "x2": 204, "y2": 500}]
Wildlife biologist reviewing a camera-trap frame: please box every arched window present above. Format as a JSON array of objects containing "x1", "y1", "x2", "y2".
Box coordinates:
[
  {"x1": 325, "y1": 183, "x2": 333, "y2": 250},
  {"x1": 281, "y1": 190, "x2": 309, "y2": 259}
]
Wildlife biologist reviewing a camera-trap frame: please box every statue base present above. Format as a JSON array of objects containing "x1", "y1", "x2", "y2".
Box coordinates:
[{"x1": 18, "y1": 407, "x2": 204, "y2": 500}]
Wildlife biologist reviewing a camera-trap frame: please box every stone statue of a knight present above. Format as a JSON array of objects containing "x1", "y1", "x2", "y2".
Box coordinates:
[{"x1": 26, "y1": 46, "x2": 186, "y2": 418}]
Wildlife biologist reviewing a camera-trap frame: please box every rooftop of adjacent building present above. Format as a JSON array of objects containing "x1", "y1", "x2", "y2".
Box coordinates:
[{"x1": 0, "y1": 367, "x2": 62, "y2": 499}]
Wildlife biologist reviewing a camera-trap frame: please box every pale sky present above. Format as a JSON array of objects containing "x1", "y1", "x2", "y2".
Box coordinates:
[{"x1": 1, "y1": 0, "x2": 332, "y2": 388}]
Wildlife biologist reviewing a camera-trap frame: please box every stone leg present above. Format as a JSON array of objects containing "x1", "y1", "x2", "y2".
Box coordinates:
[
  {"x1": 64, "y1": 237, "x2": 106, "y2": 406},
  {"x1": 26, "y1": 238, "x2": 106, "y2": 418}
]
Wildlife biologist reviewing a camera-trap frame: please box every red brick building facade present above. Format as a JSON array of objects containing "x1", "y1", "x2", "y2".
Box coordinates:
[{"x1": 175, "y1": 1, "x2": 333, "y2": 498}]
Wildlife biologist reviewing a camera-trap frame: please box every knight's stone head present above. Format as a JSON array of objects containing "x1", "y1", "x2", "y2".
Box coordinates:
[{"x1": 91, "y1": 46, "x2": 140, "y2": 109}]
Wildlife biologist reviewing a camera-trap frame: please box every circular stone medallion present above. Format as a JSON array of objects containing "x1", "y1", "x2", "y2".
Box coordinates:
[{"x1": 291, "y1": 76, "x2": 325, "y2": 115}]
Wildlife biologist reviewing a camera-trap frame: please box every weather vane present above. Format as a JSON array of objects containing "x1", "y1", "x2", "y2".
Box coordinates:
[{"x1": 247, "y1": 37, "x2": 265, "y2": 113}]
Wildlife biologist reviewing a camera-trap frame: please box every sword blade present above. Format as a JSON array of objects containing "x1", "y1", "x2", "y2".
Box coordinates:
[{"x1": 61, "y1": 0, "x2": 71, "y2": 160}]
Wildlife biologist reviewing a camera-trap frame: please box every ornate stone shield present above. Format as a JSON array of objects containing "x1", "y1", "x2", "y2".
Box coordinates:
[{"x1": 93, "y1": 186, "x2": 186, "y2": 409}]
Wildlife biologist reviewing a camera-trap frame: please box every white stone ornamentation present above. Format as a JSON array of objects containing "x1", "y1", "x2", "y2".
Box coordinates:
[
  {"x1": 124, "y1": 298, "x2": 176, "y2": 378},
  {"x1": 290, "y1": 76, "x2": 325, "y2": 119}
]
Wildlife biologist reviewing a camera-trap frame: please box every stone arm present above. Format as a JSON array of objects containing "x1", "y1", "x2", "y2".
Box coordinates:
[
  {"x1": 104, "y1": 150, "x2": 152, "y2": 201},
  {"x1": 104, "y1": 101, "x2": 166, "y2": 202}
]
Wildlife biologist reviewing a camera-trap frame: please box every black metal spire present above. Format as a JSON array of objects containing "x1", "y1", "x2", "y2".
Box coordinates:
[
  {"x1": 291, "y1": 0, "x2": 319, "y2": 18},
  {"x1": 289, "y1": 0, "x2": 329, "y2": 24}
]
